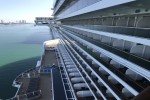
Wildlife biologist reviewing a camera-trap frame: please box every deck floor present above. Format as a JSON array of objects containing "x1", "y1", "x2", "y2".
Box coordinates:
[
  {"x1": 38, "y1": 49, "x2": 57, "y2": 100},
  {"x1": 18, "y1": 78, "x2": 30, "y2": 95},
  {"x1": 38, "y1": 74, "x2": 52, "y2": 100},
  {"x1": 41, "y1": 50, "x2": 58, "y2": 67},
  {"x1": 16, "y1": 49, "x2": 59, "y2": 100}
]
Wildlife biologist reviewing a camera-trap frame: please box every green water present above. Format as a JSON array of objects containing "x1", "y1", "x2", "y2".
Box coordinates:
[{"x1": 0, "y1": 24, "x2": 51, "y2": 99}]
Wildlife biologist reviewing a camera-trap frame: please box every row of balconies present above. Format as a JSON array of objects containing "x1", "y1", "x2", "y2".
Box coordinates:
[
  {"x1": 60, "y1": 35, "x2": 114, "y2": 99},
  {"x1": 63, "y1": 15, "x2": 150, "y2": 28},
  {"x1": 58, "y1": 28, "x2": 150, "y2": 99},
  {"x1": 62, "y1": 26, "x2": 150, "y2": 72},
  {"x1": 57, "y1": 43, "x2": 95, "y2": 99},
  {"x1": 56, "y1": 0, "x2": 101, "y2": 18},
  {"x1": 60, "y1": 32, "x2": 134, "y2": 99},
  {"x1": 62, "y1": 15, "x2": 150, "y2": 38}
]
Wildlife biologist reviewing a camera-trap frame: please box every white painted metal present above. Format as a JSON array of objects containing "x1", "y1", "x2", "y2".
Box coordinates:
[
  {"x1": 71, "y1": 77, "x2": 84, "y2": 83},
  {"x1": 63, "y1": 29, "x2": 150, "y2": 82},
  {"x1": 122, "y1": 88, "x2": 134, "y2": 97},
  {"x1": 62, "y1": 35, "x2": 107, "y2": 100},
  {"x1": 67, "y1": 68, "x2": 78, "y2": 73},
  {"x1": 61, "y1": 33, "x2": 122, "y2": 100},
  {"x1": 74, "y1": 83, "x2": 88, "y2": 90},
  {"x1": 66, "y1": 65, "x2": 76, "y2": 68},
  {"x1": 76, "y1": 90, "x2": 93, "y2": 97},
  {"x1": 57, "y1": 0, "x2": 135, "y2": 20},
  {"x1": 97, "y1": 80, "x2": 104, "y2": 86},
  {"x1": 62, "y1": 32, "x2": 139, "y2": 97},
  {"x1": 108, "y1": 76, "x2": 119, "y2": 84},
  {"x1": 106, "y1": 89, "x2": 114, "y2": 97},
  {"x1": 110, "y1": 60, "x2": 125, "y2": 69},
  {"x1": 125, "y1": 69, "x2": 143, "y2": 81},
  {"x1": 63, "y1": 25, "x2": 150, "y2": 47},
  {"x1": 69, "y1": 72, "x2": 81, "y2": 77}
]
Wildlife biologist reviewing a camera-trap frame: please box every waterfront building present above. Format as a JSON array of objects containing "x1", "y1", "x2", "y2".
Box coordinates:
[
  {"x1": 0, "y1": 20, "x2": 4, "y2": 24},
  {"x1": 35, "y1": 17, "x2": 53, "y2": 25}
]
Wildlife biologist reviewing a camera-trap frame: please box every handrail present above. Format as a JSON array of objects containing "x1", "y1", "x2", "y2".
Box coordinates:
[
  {"x1": 60, "y1": 32, "x2": 126, "y2": 100},
  {"x1": 77, "y1": 42, "x2": 144, "y2": 92},
  {"x1": 60, "y1": 28, "x2": 150, "y2": 81},
  {"x1": 62, "y1": 25, "x2": 150, "y2": 47},
  {"x1": 66, "y1": 28, "x2": 150, "y2": 71},
  {"x1": 73, "y1": 25, "x2": 150, "y2": 38},
  {"x1": 51, "y1": 69, "x2": 54, "y2": 100},
  {"x1": 56, "y1": 46, "x2": 71, "y2": 99},
  {"x1": 57, "y1": 44, "x2": 77, "y2": 99},
  {"x1": 61, "y1": 29, "x2": 148, "y2": 91},
  {"x1": 9, "y1": 90, "x2": 41, "y2": 100},
  {"x1": 60, "y1": 36, "x2": 109, "y2": 100},
  {"x1": 9, "y1": 67, "x2": 37, "y2": 100},
  {"x1": 59, "y1": 29, "x2": 149, "y2": 96},
  {"x1": 60, "y1": 37, "x2": 100, "y2": 99}
]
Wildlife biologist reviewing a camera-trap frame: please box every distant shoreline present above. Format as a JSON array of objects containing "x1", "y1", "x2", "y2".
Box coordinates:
[{"x1": 0, "y1": 23, "x2": 33, "y2": 25}]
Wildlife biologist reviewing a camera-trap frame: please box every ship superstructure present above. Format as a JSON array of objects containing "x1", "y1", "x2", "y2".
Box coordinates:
[
  {"x1": 51, "y1": 0, "x2": 150, "y2": 100},
  {"x1": 9, "y1": 0, "x2": 150, "y2": 100}
]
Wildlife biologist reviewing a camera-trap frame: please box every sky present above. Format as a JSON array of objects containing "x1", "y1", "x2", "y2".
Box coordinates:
[{"x1": 0, "y1": 0, "x2": 54, "y2": 22}]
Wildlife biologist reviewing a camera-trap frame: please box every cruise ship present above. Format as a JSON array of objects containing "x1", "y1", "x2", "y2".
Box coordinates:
[{"x1": 9, "y1": 0, "x2": 150, "y2": 100}]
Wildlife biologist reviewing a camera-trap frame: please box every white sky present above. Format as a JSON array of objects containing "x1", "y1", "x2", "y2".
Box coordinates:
[{"x1": 0, "y1": 0, "x2": 54, "y2": 22}]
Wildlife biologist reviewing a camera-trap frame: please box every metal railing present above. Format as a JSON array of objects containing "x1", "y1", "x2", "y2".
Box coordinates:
[
  {"x1": 63, "y1": 28, "x2": 150, "y2": 71},
  {"x1": 60, "y1": 32, "x2": 128, "y2": 100},
  {"x1": 60, "y1": 29, "x2": 149, "y2": 93},
  {"x1": 57, "y1": 44, "x2": 77, "y2": 100},
  {"x1": 9, "y1": 90, "x2": 41, "y2": 100},
  {"x1": 60, "y1": 37, "x2": 100, "y2": 99}
]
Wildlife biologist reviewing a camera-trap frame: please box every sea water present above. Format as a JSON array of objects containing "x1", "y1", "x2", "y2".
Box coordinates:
[{"x1": 0, "y1": 24, "x2": 51, "y2": 99}]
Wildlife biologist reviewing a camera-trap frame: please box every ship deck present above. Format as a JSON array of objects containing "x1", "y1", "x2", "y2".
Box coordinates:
[
  {"x1": 11, "y1": 39, "x2": 68, "y2": 100},
  {"x1": 38, "y1": 49, "x2": 58, "y2": 100},
  {"x1": 41, "y1": 50, "x2": 58, "y2": 67},
  {"x1": 39, "y1": 47, "x2": 66, "y2": 100},
  {"x1": 38, "y1": 74, "x2": 52, "y2": 100},
  {"x1": 15, "y1": 48, "x2": 58, "y2": 100}
]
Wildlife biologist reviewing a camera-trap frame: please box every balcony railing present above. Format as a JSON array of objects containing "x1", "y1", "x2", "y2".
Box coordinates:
[
  {"x1": 63, "y1": 28, "x2": 150, "y2": 71},
  {"x1": 75, "y1": 25, "x2": 150, "y2": 39},
  {"x1": 63, "y1": 40, "x2": 101, "y2": 99},
  {"x1": 61, "y1": 32, "x2": 130, "y2": 100},
  {"x1": 60, "y1": 29, "x2": 149, "y2": 93}
]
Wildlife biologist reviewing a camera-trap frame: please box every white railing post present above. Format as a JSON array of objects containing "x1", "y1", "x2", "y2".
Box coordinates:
[{"x1": 17, "y1": 95, "x2": 20, "y2": 100}]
